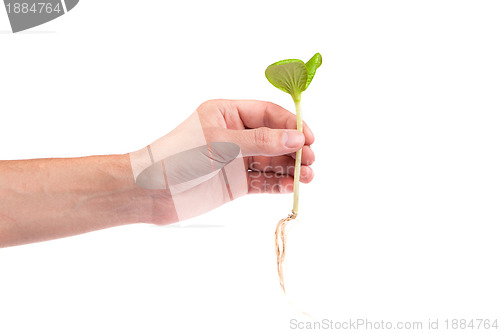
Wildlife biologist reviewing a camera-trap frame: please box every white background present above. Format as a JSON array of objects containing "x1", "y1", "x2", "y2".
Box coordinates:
[{"x1": 1, "y1": 1, "x2": 499, "y2": 332}]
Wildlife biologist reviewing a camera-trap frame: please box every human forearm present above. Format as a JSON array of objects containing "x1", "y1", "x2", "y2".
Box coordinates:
[{"x1": 0, "y1": 154, "x2": 158, "y2": 247}]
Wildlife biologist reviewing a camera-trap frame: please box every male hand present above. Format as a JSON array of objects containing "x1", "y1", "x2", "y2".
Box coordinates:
[{"x1": 130, "y1": 99, "x2": 315, "y2": 224}]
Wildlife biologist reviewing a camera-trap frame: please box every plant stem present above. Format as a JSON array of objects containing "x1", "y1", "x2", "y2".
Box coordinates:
[{"x1": 292, "y1": 99, "x2": 303, "y2": 217}]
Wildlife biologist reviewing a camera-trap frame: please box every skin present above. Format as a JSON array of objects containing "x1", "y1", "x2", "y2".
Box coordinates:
[{"x1": 0, "y1": 100, "x2": 315, "y2": 248}]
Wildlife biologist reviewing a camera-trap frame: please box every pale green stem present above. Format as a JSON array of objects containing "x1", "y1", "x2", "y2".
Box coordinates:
[{"x1": 292, "y1": 98, "x2": 302, "y2": 217}]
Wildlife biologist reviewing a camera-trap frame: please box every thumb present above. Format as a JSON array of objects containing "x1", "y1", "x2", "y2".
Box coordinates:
[{"x1": 224, "y1": 128, "x2": 305, "y2": 156}]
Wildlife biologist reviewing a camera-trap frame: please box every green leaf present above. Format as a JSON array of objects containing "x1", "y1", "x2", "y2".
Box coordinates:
[
  {"x1": 265, "y1": 59, "x2": 308, "y2": 102},
  {"x1": 304, "y1": 53, "x2": 322, "y2": 90}
]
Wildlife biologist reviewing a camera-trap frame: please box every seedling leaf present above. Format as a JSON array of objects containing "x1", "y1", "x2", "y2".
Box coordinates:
[
  {"x1": 304, "y1": 53, "x2": 322, "y2": 90},
  {"x1": 265, "y1": 59, "x2": 308, "y2": 102}
]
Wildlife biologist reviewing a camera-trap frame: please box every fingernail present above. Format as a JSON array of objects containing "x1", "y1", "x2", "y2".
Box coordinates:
[{"x1": 283, "y1": 131, "x2": 304, "y2": 148}]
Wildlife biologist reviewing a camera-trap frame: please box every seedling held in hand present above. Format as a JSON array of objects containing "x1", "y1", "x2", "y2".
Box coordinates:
[{"x1": 265, "y1": 53, "x2": 322, "y2": 293}]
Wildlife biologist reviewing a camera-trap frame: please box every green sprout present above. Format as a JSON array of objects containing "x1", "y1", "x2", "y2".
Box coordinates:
[{"x1": 265, "y1": 52, "x2": 322, "y2": 293}]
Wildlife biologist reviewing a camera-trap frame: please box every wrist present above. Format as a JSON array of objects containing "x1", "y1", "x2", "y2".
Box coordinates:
[
  {"x1": 120, "y1": 153, "x2": 177, "y2": 226},
  {"x1": 105, "y1": 153, "x2": 155, "y2": 224}
]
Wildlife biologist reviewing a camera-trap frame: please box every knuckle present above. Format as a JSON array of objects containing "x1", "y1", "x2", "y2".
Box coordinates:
[{"x1": 253, "y1": 127, "x2": 273, "y2": 147}]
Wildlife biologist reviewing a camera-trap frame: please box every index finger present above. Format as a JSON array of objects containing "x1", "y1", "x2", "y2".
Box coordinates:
[{"x1": 226, "y1": 100, "x2": 315, "y2": 146}]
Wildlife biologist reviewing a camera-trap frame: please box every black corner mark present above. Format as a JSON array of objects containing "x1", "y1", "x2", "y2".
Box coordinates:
[{"x1": 3, "y1": 0, "x2": 79, "y2": 33}]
